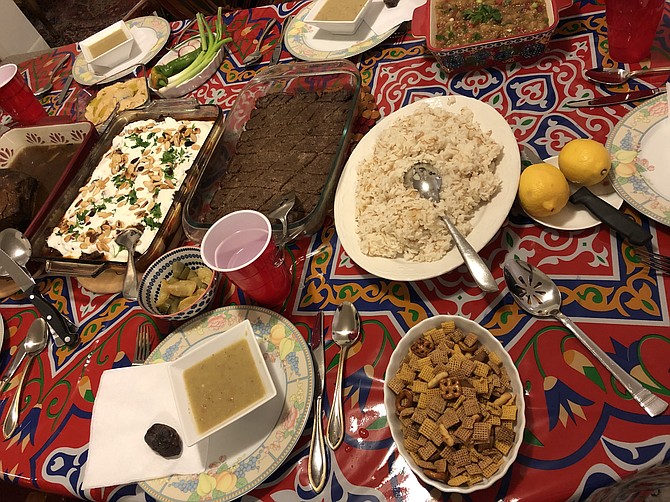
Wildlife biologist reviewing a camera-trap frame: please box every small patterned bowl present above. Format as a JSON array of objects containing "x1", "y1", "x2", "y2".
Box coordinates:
[{"x1": 138, "y1": 246, "x2": 219, "y2": 321}]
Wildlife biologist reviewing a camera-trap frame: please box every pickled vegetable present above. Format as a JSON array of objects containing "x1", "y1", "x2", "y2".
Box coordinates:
[{"x1": 155, "y1": 261, "x2": 214, "y2": 315}]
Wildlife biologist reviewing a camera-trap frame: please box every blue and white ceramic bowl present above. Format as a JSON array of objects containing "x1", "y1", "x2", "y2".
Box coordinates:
[{"x1": 138, "y1": 246, "x2": 219, "y2": 321}]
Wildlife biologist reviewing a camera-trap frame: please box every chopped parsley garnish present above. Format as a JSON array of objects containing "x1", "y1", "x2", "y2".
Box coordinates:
[
  {"x1": 128, "y1": 133, "x2": 150, "y2": 149},
  {"x1": 142, "y1": 204, "x2": 163, "y2": 230},
  {"x1": 463, "y1": 4, "x2": 502, "y2": 24}
]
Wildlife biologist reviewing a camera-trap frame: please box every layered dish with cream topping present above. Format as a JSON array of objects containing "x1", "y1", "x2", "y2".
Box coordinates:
[{"x1": 47, "y1": 117, "x2": 213, "y2": 261}]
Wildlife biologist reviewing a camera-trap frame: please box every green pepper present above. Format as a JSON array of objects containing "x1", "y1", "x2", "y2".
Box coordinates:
[{"x1": 150, "y1": 48, "x2": 202, "y2": 89}]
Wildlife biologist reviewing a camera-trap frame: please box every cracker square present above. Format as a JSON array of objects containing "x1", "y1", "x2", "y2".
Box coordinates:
[
  {"x1": 451, "y1": 448, "x2": 471, "y2": 467},
  {"x1": 387, "y1": 376, "x2": 406, "y2": 394},
  {"x1": 417, "y1": 364, "x2": 435, "y2": 382},
  {"x1": 473, "y1": 422, "x2": 492, "y2": 443},
  {"x1": 501, "y1": 404, "x2": 518, "y2": 421},
  {"x1": 418, "y1": 441, "x2": 437, "y2": 461},
  {"x1": 461, "y1": 358, "x2": 476, "y2": 376},
  {"x1": 440, "y1": 321, "x2": 456, "y2": 332},
  {"x1": 417, "y1": 392, "x2": 430, "y2": 409},
  {"x1": 495, "y1": 440, "x2": 512, "y2": 455},
  {"x1": 434, "y1": 458, "x2": 447, "y2": 473},
  {"x1": 465, "y1": 463, "x2": 483, "y2": 476},
  {"x1": 463, "y1": 398, "x2": 481, "y2": 416},
  {"x1": 474, "y1": 361, "x2": 490, "y2": 377},
  {"x1": 453, "y1": 426, "x2": 473, "y2": 444},
  {"x1": 495, "y1": 425, "x2": 516, "y2": 444},
  {"x1": 412, "y1": 380, "x2": 428, "y2": 394},
  {"x1": 412, "y1": 407, "x2": 428, "y2": 424},
  {"x1": 462, "y1": 332, "x2": 478, "y2": 348},
  {"x1": 439, "y1": 409, "x2": 460, "y2": 429},
  {"x1": 482, "y1": 461, "x2": 500, "y2": 478}
]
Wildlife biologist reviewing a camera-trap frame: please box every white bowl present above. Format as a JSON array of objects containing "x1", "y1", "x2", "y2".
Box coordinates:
[
  {"x1": 168, "y1": 319, "x2": 277, "y2": 446},
  {"x1": 383, "y1": 315, "x2": 526, "y2": 493},
  {"x1": 304, "y1": 0, "x2": 373, "y2": 34},
  {"x1": 149, "y1": 39, "x2": 225, "y2": 99},
  {"x1": 80, "y1": 20, "x2": 134, "y2": 72}
]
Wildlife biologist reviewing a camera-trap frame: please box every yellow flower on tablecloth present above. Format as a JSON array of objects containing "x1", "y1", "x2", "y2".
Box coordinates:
[
  {"x1": 215, "y1": 471, "x2": 237, "y2": 492},
  {"x1": 196, "y1": 472, "x2": 217, "y2": 497},
  {"x1": 270, "y1": 324, "x2": 286, "y2": 345}
]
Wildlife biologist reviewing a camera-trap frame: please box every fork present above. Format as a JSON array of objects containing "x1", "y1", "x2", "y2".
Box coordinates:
[
  {"x1": 630, "y1": 246, "x2": 670, "y2": 274},
  {"x1": 133, "y1": 325, "x2": 152, "y2": 365}
]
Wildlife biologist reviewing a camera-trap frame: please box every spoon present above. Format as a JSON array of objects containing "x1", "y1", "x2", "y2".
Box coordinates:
[
  {"x1": 585, "y1": 66, "x2": 670, "y2": 86},
  {"x1": 326, "y1": 301, "x2": 361, "y2": 450},
  {"x1": 33, "y1": 53, "x2": 70, "y2": 98},
  {"x1": 503, "y1": 258, "x2": 668, "y2": 418},
  {"x1": 0, "y1": 228, "x2": 31, "y2": 274},
  {"x1": 115, "y1": 229, "x2": 141, "y2": 301},
  {"x1": 404, "y1": 163, "x2": 498, "y2": 293},
  {"x1": 267, "y1": 191, "x2": 296, "y2": 250},
  {"x1": 242, "y1": 19, "x2": 277, "y2": 66},
  {"x1": 2, "y1": 318, "x2": 48, "y2": 439}
]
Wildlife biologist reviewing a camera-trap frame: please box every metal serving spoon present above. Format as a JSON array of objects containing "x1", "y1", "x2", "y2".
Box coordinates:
[
  {"x1": 2, "y1": 318, "x2": 48, "y2": 439},
  {"x1": 585, "y1": 66, "x2": 670, "y2": 86},
  {"x1": 267, "y1": 191, "x2": 296, "y2": 250},
  {"x1": 404, "y1": 163, "x2": 498, "y2": 292},
  {"x1": 242, "y1": 18, "x2": 277, "y2": 66},
  {"x1": 33, "y1": 53, "x2": 70, "y2": 98},
  {"x1": 115, "y1": 229, "x2": 141, "y2": 301},
  {"x1": 0, "y1": 229, "x2": 31, "y2": 274},
  {"x1": 326, "y1": 301, "x2": 361, "y2": 450},
  {"x1": 503, "y1": 258, "x2": 668, "y2": 418}
]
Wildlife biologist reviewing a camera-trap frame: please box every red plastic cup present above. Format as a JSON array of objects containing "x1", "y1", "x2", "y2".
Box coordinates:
[
  {"x1": 0, "y1": 64, "x2": 47, "y2": 126},
  {"x1": 201, "y1": 210, "x2": 292, "y2": 308},
  {"x1": 605, "y1": 0, "x2": 666, "y2": 63}
]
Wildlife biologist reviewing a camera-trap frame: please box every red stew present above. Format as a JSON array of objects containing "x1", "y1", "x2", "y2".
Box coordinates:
[{"x1": 434, "y1": 0, "x2": 549, "y2": 48}]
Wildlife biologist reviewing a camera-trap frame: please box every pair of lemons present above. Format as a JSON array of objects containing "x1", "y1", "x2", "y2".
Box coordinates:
[{"x1": 518, "y1": 139, "x2": 611, "y2": 218}]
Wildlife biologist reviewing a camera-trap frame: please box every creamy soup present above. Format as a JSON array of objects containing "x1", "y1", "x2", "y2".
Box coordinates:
[
  {"x1": 184, "y1": 339, "x2": 266, "y2": 433},
  {"x1": 314, "y1": 0, "x2": 368, "y2": 21},
  {"x1": 88, "y1": 29, "x2": 129, "y2": 58}
]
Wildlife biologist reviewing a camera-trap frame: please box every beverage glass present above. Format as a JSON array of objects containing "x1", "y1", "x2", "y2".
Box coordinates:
[
  {"x1": 605, "y1": 0, "x2": 666, "y2": 63},
  {"x1": 0, "y1": 64, "x2": 48, "y2": 126},
  {"x1": 201, "y1": 210, "x2": 292, "y2": 308}
]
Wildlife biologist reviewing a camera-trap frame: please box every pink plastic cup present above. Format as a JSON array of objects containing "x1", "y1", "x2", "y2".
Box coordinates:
[
  {"x1": 201, "y1": 210, "x2": 292, "y2": 308},
  {"x1": 605, "y1": 0, "x2": 666, "y2": 63},
  {"x1": 0, "y1": 64, "x2": 47, "y2": 126}
]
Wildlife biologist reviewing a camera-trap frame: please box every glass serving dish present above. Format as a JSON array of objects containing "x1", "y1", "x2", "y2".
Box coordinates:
[
  {"x1": 182, "y1": 59, "x2": 362, "y2": 243},
  {"x1": 28, "y1": 99, "x2": 224, "y2": 277}
]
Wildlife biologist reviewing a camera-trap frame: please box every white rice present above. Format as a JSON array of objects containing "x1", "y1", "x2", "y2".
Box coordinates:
[{"x1": 355, "y1": 102, "x2": 503, "y2": 262}]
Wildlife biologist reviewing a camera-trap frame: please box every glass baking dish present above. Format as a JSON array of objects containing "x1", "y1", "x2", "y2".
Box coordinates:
[
  {"x1": 182, "y1": 59, "x2": 362, "y2": 242},
  {"x1": 28, "y1": 99, "x2": 224, "y2": 277}
]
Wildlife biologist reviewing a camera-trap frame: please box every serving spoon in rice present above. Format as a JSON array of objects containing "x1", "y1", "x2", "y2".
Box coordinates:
[{"x1": 404, "y1": 162, "x2": 498, "y2": 292}]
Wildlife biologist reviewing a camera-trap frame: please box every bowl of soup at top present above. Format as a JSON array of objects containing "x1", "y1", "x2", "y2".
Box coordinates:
[
  {"x1": 79, "y1": 20, "x2": 134, "y2": 72},
  {"x1": 168, "y1": 319, "x2": 277, "y2": 446},
  {"x1": 304, "y1": 0, "x2": 373, "y2": 34}
]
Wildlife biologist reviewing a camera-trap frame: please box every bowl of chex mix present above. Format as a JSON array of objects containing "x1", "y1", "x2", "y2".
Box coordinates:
[{"x1": 384, "y1": 315, "x2": 525, "y2": 493}]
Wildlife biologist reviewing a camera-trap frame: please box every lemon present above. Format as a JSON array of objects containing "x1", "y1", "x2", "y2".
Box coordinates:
[
  {"x1": 518, "y1": 163, "x2": 570, "y2": 218},
  {"x1": 558, "y1": 139, "x2": 611, "y2": 186}
]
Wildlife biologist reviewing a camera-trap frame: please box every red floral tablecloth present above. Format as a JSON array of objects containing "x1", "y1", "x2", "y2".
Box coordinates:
[{"x1": 1, "y1": 1, "x2": 669, "y2": 501}]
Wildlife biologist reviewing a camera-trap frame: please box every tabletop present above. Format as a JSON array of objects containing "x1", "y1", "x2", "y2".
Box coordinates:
[{"x1": 1, "y1": 1, "x2": 669, "y2": 501}]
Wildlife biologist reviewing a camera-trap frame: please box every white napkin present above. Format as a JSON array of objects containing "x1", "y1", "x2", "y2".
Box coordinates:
[
  {"x1": 82, "y1": 364, "x2": 208, "y2": 489},
  {"x1": 364, "y1": 0, "x2": 427, "y2": 35}
]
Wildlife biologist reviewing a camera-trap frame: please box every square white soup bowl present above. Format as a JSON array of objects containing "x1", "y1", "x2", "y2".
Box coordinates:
[
  {"x1": 80, "y1": 20, "x2": 134, "y2": 72},
  {"x1": 304, "y1": 0, "x2": 373, "y2": 34},
  {"x1": 168, "y1": 319, "x2": 277, "y2": 446}
]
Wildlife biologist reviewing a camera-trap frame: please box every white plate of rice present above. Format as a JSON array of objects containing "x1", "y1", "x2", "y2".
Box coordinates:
[{"x1": 334, "y1": 95, "x2": 520, "y2": 281}]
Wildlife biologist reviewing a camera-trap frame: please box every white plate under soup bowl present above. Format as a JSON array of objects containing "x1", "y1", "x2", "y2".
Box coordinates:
[
  {"x1": 383, "y1": 315, "x2": 526, "y2": 493},
  {"x1": 168, "y1": 319, "x2": 277, "y2": 446}
]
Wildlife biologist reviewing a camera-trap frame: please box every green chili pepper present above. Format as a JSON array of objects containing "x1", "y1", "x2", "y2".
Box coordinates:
[{"x1": 150, "y1": 48, "x2": 202, "y2": 89}]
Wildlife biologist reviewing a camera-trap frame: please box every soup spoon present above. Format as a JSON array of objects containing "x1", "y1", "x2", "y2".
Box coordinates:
[
  {"x1": 404, "y1": 162, "x2": 498, "y2": 292},
  {"x1": 503, "y1": 258, "x2": 668, "y2": 418},
  {"x1": 2, "y1": 318, "x2": 48, "y2": 439},
  {"x1": 0, "y1": 228, "x2": 31, "y2": 273},
  {"x1": 242, "y1": 19, "x2": 276, "y2": 66},
  {"x1": 326, "y1": 301, "x2": 360, "y2": 450},
  {"x1": 585, "y1": 65, "x2": 670, "y2": 86}
]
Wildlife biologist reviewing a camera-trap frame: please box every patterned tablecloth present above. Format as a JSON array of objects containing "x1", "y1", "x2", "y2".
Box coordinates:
[{"x1": 1, "y1": 1, "x2": 669, "y2": 501}]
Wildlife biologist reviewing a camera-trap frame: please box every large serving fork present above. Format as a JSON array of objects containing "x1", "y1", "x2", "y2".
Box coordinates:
[{"x1": 133, "y1": 325, "x2": 152, "y2": 366}]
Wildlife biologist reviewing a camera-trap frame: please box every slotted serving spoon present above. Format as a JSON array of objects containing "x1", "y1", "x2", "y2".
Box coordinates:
[
  {"x1": 404, "y1": 162, "x2": 498, "y2": 292},
  {"x1": 503, "y1": 258, "x2": 668, "y2": 417}
]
